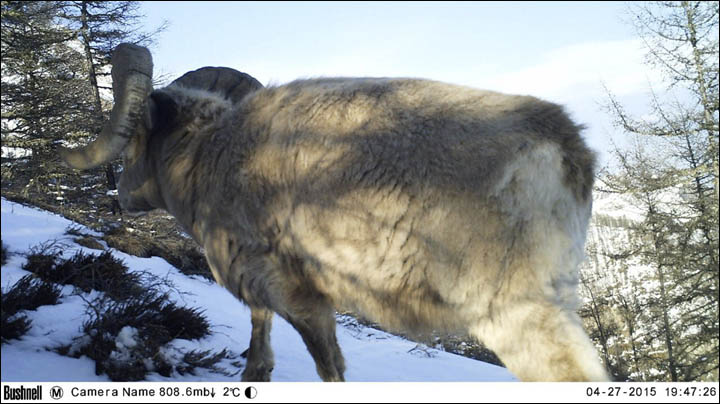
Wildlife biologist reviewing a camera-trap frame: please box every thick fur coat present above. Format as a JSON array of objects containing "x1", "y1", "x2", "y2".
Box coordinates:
[{"x1": 117, "y1": 76, "x2": 606, "y2": 381}]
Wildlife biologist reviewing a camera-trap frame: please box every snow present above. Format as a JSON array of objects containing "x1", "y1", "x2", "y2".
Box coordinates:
[
  {"x1": 0, "y1": 197, "x2": 516, "y2": 382},
  {"x1": 115, "y1": 326, "x2": 140, "y2": 350},
  {"x1": 1, "y1": 147, "x2": 32, "y2": 159},
  {"x1": 592, "y1": 191, "x2": 645, "y2": 223}
]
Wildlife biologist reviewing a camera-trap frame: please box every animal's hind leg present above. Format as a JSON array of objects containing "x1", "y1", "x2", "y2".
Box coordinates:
[
  {"x1": 471, "y1": 300, "x2": 609, "y2": 381},
  {"x1": 241, "y1": 307, "x2": 275, "y2": 381}
]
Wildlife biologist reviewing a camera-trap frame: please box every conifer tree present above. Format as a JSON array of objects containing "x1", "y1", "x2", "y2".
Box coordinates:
[
  {"x1": 1, "y1": 1, "x2": 94, "y2": 193},
  {"x1": 601, "y1": 1, "x2": 718, "y2": 381}
]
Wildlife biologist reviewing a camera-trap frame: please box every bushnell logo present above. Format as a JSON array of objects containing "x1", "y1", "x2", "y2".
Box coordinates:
[{"x1": 3, "y1": 385, "x2": 42, "y2": 401}]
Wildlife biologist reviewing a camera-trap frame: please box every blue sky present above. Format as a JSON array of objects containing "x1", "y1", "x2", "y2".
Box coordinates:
[{"x1": 139, "y1": 1, "x2": 662, "y2": 166}]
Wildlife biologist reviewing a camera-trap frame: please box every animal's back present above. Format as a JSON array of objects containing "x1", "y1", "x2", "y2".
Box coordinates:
[{"x1": 241, "y1": 77, "x2": 593, "y2": 200}]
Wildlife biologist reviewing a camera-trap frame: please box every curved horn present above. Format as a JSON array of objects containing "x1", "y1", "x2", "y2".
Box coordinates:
[
  {"x1": 59, "y1": 43, "x2": 153, "y2": 169},
  {"x1": 170, "y1": 66, "x2": 263, "y2": 103}
]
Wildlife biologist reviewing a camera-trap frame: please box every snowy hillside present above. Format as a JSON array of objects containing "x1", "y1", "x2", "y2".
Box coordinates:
[
  {"x1": 583, "y1": 191, "x2": 643, "y2": 275},
  {"x1": 0, "y1": 197, "x2": 516, "y2": 382}
]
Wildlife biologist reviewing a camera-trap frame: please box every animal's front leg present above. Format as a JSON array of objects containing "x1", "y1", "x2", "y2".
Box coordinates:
[
  {"x1": 242, "y1": 306, "x2": 275, "y2": 381},
  {"x1": 203, "y1": 242, "x2": 276, "y2": 381}
]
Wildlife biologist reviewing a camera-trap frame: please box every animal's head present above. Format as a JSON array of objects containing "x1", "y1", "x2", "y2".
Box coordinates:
[{"x1": 59, "y1": 43, "x2": 262, "y2": 215}]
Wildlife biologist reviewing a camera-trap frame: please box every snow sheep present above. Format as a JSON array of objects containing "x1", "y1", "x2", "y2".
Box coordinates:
[{"x1": 61, "y1": 43, "x2": 609, "y2": 381}]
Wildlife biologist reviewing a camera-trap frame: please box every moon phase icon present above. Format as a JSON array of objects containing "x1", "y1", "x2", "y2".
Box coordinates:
[{"x1": 245, "y1": 386, "x2": 257, "y2": 399}]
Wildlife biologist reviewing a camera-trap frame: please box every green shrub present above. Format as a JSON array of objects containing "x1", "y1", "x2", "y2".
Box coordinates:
[
  {"x1": 23, "y1": 249, "x2": 143, "y2": 300},
  {"x1": 1, "y1": 275, "x2": 62, "y2": 343},
  {"x1": 74, "y1": 289, "x2": 212, "y2": 381},
  {"x1": 176, "y1": 349, "x2": 235, "y2": 376},
  {"x1": 1, "y1": 313, "x2": 31, "y2": 343}
]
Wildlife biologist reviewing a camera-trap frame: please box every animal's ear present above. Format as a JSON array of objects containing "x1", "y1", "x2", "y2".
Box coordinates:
[{"x1": 145, "y1": 90, "x2": 178, "y2": 134}]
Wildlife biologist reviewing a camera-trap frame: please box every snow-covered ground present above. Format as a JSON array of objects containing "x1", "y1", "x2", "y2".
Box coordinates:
[{"x1": 0, "y1": 197, "x2": 516, "y2": 382}]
